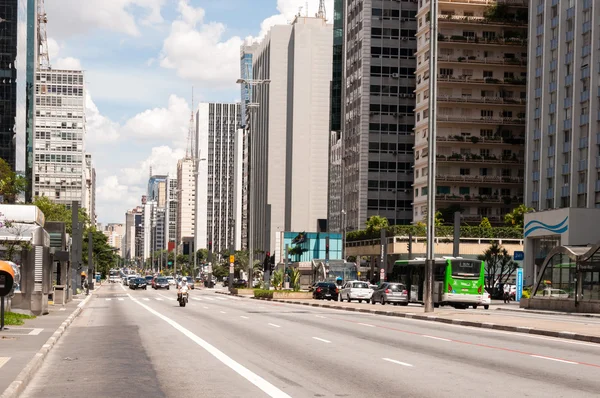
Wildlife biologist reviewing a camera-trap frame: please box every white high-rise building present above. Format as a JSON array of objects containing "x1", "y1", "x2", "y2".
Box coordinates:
[
  {"x1": 165, "y1": 176, "x2": 178, "y2": 250},
  {"x1": 33, "y1": 69, "x2": 87, "y2": 207},
  {"x1": 245, "y1": 15, "x2": 332, "y2": 258},
  {"x1": 176, "y1": 158, "x2": 195, "y2": 246},
  {"x1": 196, "y1": 102, "x2": 242, "y2": 254}
]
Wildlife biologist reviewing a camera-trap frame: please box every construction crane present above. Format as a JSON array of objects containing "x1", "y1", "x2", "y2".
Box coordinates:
[
  {"x1": 317, "y1": 0, "x2": 326, "y2": 20},
  {"x1": 185, "y1": 88, "x2": 195, "y2": 160},
  {"x1": 38, "y1": 0, "x2": 50, "y2": 69}
]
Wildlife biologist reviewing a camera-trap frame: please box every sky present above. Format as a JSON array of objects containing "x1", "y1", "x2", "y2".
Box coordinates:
[{"x1": 36, "y1": 0, "x2": 334, "y2": 225}]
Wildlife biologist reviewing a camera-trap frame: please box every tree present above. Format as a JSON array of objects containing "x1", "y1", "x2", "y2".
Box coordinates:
[
  {"x1": 479, "y1": 217, "x2": 492, "y2": 229},
  {"x1": 33, "y1": 196, "x2": 91, "y2": 234},
  {"x1": 82, "y1": 229, "x2": 117, "y2": 278},
  {"x1": 503, "y1": 204, "x2": 533, "y2": 228},
  {"x1": 0, "y1": 158, "x2": 27, "y2": 203},
  {"x1": 365, "y1": 215, "x2": 389, "y2": 233},
  {"x1": 478, "y1": 241, "x2": 518, "y2": 289}
]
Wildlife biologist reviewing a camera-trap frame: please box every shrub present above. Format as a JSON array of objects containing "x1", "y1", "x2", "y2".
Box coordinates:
[{"x1": 254, "y1": 289, "x2": 273, "y2": 299}]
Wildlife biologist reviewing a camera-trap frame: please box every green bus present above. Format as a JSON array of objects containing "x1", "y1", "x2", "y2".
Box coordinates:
[{"x1": 391, "y1": 257, "x2": 485, "y2": 309}]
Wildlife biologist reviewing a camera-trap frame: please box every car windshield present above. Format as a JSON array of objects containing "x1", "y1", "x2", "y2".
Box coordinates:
[
  {"x1": 451, "y1": 260, "x2": 480, "y2": 279},
  {"x1": 352, "y1": 282, "x2": 369, "y2": 289},
  {"x1": 157, "y1": 278, "x2": 167, "y2": 283},
  {"x1": 388, "y1": 284, "x2": 405, "y2": 292},
  {"x1": 136, "y1": 278, "x2": 145, "y2": 283}
]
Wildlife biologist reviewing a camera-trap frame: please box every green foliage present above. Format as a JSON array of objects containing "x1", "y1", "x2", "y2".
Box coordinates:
[
  {"x1": 212, "y1": 265, "x2": 228, "y2": 279},
  {"x1": 254, "y1": 289, "x2": 273, "y2": 299},
  {"x1": 347, "y1": 224, "x2": 523, "y2": 242},
  {"x1": 4, "y1": 312, "x2": 35, "y2": 326},
  {"x1": 289, "y1": 268, "x2": 301, "y2": 292},
  {"x1": 82, "y1": 229, "x2": 118, "y2": 278},
  {"x1": 478, "y1": 241, "x2": 518, "y2": 289},
  {"x1": 504, "y1": 204, "x2": 533, "y2": 228},
  {"x1": 365, "y1": 215, "x2": 389, "y2": 233},
  {"x1": 33, "y1": 196, "x2": 91, "y2": 234},
  {"x1": 271, "y1": 269, "x2": 284, "y2": 290},
  {"x1": 0, "y1": 158, "x2": 27, "y2": 203},
  {"x1": 479, "y1": 217, "x2": 493, "y2": 229}
]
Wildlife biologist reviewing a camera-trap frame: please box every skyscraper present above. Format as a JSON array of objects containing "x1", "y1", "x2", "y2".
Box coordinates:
[
  {"x1": 0, "y1": 0, "x2": 18, "y2": 170},
  {"x1": 32, "y1": 69, "x2": 87, "y2": 207},
  {"x1": 196, "y1": 102, "x2": 241, "y2": 254},
  {"x1": 176, "y1": 157, "x2": 195, "y2": 249},
  {"x1": 329, "y1": 0, "x2": 418, "y2": 233},
  {"x1": 165, "y1": 176, "x2": 178, "y2": 250}
]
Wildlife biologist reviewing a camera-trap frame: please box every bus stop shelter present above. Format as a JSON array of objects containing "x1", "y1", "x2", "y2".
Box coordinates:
[{"x1": 522, "y1": 242, "x2": 600, "y2": 313}]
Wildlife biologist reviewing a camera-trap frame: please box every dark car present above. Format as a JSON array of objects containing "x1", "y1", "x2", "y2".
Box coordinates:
[
  {"x1": 232, "y1": 279, "x2": 247, "y2": 288},
  {"x1": 130, "y1": 278, "x2": 147, "y2": 290},
  {"x1": 153, "y1": 277, "x2": 169, "y2": 290},
  {"x1": 312, "y1": 282, "x2": 339, "y2": 301},
  {"x1": 145, "y1": 275, "x2": 154, "y2": 284},
  {"x1": 371, "y1": 282, "x2": 408, "y2": 306}
]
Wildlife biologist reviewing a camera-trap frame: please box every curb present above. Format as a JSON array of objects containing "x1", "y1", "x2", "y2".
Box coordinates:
[
  {"x1": 495, "y1": 307, "x2": 600, "y2": 319},
  {"x1": 228, "y1": 294, "x2": 600, "y2": 345},
  {"x1": 0, "y1": 294, "x2": 93, "y2": 398}
]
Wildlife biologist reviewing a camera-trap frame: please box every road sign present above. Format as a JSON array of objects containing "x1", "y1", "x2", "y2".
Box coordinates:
[
  {"x1": 229, "y1": 263, "x2": 234, "y2": 274},
  {"x1": 516, "y1": 268, "x2": 523, "y2": 302},
  {"x1": 168, "y1": 261, "x2": 173, "y2": 265},
  {"x1": 357, "y1": 271, "x2": 361, "y2": 276},
  {"x1": 513, "y1": 251, "x2": 524, "y2": 261},
  {"x1": 379, "y1": 268, "x2": 385, "y2": 281},
  {"x1": 229, "y1": 255, "x2": 235, "y2": 263}
]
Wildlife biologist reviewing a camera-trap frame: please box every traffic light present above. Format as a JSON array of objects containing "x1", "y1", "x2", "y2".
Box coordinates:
[
  {"x1": 208, "y1": 241, "x2": 213, "y2": 263},
  {"x1": 325, "y1": 236, "x2": 330, "y2": 260},
  {"x1": 264, "y1": 252, "x2": 270, "y2": 272}
]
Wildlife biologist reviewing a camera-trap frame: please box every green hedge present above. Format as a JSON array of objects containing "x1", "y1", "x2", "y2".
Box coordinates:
[
  {"x1": 346, "y1": 225, "x2": 523, "y2": 242},
  {"x1": 254, "y1": 289, "x2": 273, "y2": 299}
]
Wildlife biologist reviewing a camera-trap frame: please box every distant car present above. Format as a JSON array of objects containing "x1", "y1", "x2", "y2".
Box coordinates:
[
  {"x1": 477, "y1": 290, "x2": 491, "y2": 310},
  {"x1": 540, "y1": 288, "x2": 569, "y2": 299},
  {"x1": 166, "y1": 276, "x2": 176, "y2": 286},
  {"x1": 153, "y1": 277, "x2": 169, "y2": 290},
  {"x1": 340, "y1": 281, "x2": 373, "y2": 303},
  {"x1": 232, "y1": 279, "x2": 247, "y2": 288},
  {"x1": 145, "y1": 275, "x2": 154, "y2": 285},
  {"x1": 129, "y1": 278, "x2": 147, "y2": 290},
  {"x1": 371, "y1": 283, "x2": 408, "y2": 306},
  {"x1": 312, "y1": 282, "x2": 339, "y2": 301}
]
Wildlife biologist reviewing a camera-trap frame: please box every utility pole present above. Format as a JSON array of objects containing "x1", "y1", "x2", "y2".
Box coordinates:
[
  {"x1": 453, "y1": 211, "x2": 460, "y2": 257},
  {"x1": 70, "y1": 201, "x2": 81, "y2": 296},
  {"x1": 424, "y1": 0, "x2": 439, "y2": 313},
  {"x1": 87, "y1": 231, "x2": 93, "y2": 293}
]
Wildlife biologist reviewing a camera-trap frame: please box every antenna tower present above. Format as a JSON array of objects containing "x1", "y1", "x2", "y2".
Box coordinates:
[
  {"x1": 185, "y1": 87, "x2": 195, "y2": 159},
  {"x1": 317, "y1": 0, "x2": 326, "y2": 20},
  {"x1": 37, "y1": 0, "x2": 50, "y2": 69}
]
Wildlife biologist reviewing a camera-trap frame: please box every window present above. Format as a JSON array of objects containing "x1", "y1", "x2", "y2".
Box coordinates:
[
  {"x1": 460, "y1": 168, "x2": 470, "y2": 175},
  {"x1": 459, "y1": 187, "x2": 470, "y2": 195}
]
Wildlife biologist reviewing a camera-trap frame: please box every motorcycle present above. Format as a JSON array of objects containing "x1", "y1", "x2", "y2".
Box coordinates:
[{"x1": 178, "y1": 291, "x2": 189, "y2": 307}]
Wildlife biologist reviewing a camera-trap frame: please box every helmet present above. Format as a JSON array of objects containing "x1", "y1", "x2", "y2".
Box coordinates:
[
  {"x1": 182, "y1": 277, "x2": 187, "y2": 282},
  {"x1": 81, "y1": 272, "x2": 86, "y2": 277}
]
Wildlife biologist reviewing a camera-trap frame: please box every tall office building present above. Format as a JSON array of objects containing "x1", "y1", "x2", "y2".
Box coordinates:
[
  {"x1": 176, "y1": 157, "x2": 195, "y2": 249},
  {"x1": 526, "y1": 0, "x2": 598, "y2": 210},
  {"x1": 103, "y1": 223, "x2": 124, "y2": 256},
  {"x1": 32, "y1": 69, "x2": 87, "y2": 207},
  {"x1": 329, "y1": 0, "x2": 418, "y2": 233},
  {"x1": 240, "y1": 44, "x2": 257, "y2": 128},
  {"x1": 165, "y1": 176, "x2": 178, "y2": 249},
  {"x1": 25, "y1": 0, "x2": 37, "y2": 202},
  {"x1": 148, "y1": 174, "x2": 167, "y2": 207},
  {"x1": 196, "y1": 102, "x2": 242, "y2": 253},
  {"x1": 413, "y1": 0, "x2": 527, "y2": 225},
  {"x1": 0, "y1": 1, "x2": 18, "y2": 170},
  {"x1": 247, "y1": 15, "x2": 332, "y2": 258}
]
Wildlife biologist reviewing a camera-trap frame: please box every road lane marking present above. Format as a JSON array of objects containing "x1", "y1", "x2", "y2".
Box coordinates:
[
  {"x1": 240, "y1": 316, "x2": 249, "y2": 319},
  {"x1": 203, "y1": 306, "x2": 209, "y2": 309},
  {"x1": 358, "y1": 323, "x2": 375, "y2": 327},
  {"x1": 423, "y1": 335, "x2": 451, "y2": 342},
  {"x1": 105, "y1": 298, "x2": 111, "y2": 301},
  {"x1": 143, "y1": 298, "x2": 150, "y2": 301},
  {"x1": 316, "y1": 315, "x2": 327, "y2": 319},
  {"x1": 192, "y1": 297, "x2": 203, "y2": 301},
  {"x1": 59, "y1": 308, "x2": 66, "y2": 311},
  {"x1": 127, "y1": 294, "x2": 291, "y2": 398},
  {"x1": 0, "y1": 357, "x2": 10, "y2": 369},
  {"x1": 158, "y1": 293, "x2": 175, "y2": 301},
  {"x1": 156, "y1": 298, "x2": 163, "y2": 301},
  {"x1": 383, "y1": 358, "x2": 413, "y2": 367},
  {"x1": 312, "y1": 337, "x2": 331, "y2": 343},
  {"x1": 220, "y1": 311, "x2": 227, "y2": 314},
  {"x1": 118, "y1": 298, "x2": 124, "y2": 301},
  {"x1": 216, "y1": 297, "x2": 227, "y2": 300},
  {"x1": 204, "y1": 297, "x2": 215, "y2": 301},
  {"x1": 28, "y1": 328, "x2": 43, "y2": 336},
  {"x1": 268, "y1": 323, "x2": 281, "y2": 328},
  {"x1": 530, "y1": 355, "x2": 578, "y2": 365}
]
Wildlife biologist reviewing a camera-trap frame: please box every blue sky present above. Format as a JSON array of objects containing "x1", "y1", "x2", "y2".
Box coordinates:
[{"x1": 38, "y1": 0, "x2": 333, "y2": 225}]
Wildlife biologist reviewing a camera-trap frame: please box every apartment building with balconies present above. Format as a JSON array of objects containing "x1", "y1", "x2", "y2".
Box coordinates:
[{"x1": 413, "y1": 0, "x2": 528, "y2": 225}]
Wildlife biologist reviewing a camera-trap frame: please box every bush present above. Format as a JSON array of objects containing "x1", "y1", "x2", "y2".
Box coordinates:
[
  {"x1": 346, "y1": 225, "x2": 523, "y2": 242},
  {"x1": 254, "y1": 289, "x2": 273, "y2": 299}
]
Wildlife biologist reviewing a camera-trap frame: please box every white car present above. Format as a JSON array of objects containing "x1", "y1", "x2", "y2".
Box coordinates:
[
  {"x1": 477, "y1": 291, "x2": 491, "y2": 310},
  {"x1": 340, "y1": 281, "x2": 373, "y2": 303},
  {"x1": 166, "y1": 276, "x2": 176, "y2": 286},
  {"x1": 124, "y1": 275, "x2": 137, "y2": 286},
  {"x1": 540, "y1": 288, "x2": 569, "y2": 299}
]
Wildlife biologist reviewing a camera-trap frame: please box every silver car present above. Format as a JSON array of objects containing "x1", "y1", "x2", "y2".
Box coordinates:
[{"x1": 371, "y1": 283, "x2": 409, "y2": 306}]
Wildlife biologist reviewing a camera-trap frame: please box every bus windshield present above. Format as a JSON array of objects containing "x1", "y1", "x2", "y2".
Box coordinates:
[{"x1": 451, "y1": 260, "x2": 480, "y2": 279}]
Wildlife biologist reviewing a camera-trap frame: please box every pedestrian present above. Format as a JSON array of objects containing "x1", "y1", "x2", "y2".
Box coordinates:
[{"x1": 503, "y1": 283, "x2": 511, "y2": 303}]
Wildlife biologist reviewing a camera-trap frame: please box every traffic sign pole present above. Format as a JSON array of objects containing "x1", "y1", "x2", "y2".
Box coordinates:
[{"x1": 229, "y1": 255, "x2": 235, "y2": 293}]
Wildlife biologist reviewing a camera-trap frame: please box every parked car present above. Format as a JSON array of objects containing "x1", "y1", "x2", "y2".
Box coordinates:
[
  {"x1": 539, "y1": 288, "x2": 569, "y2": 299},
  {"x1": 129, "y1": 278, "x2": 147, "y2": 290},
  {"x1": 477, "y1": 290, "x2": 491, "y2": 310},
  {"x1": 340, "y1": 281, "x2": 373, "y2": 303},
  {"x1": 232, "y1": 279, "x2": 247, "y2": 288},
  {"x1": 312, "y1": 282, "x2": 339, "y2": 300},
  {"x1": 153, "y1": 277, "x2": 170, "y2": 290},
  {"x1": 371, "y1": 282, "x2": 408, "y2": 306}
]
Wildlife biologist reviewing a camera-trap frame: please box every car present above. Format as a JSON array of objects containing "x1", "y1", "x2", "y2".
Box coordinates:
[
  {"x1": 124, "y1": 275, "x2": 137, "y2": 286},
  {"x1": 153, "y1": 277, "x2": 169, "y2": 290},
  {"x1": 539, "y1": 288, "x2": 569, "y2": 299},
  {"x1": 129, "y1": 278, "x2": 147, "y2": 290},
  {"x1": 340, "y1": 281, "x2": 373, "y2": 303},
  {"x1": 371, "y1": 282, "x2": 409, "y2": 306},
  {"x1": 145, "y1": 275, "x2": 154, "y2": 285},
  {"x1": 477, "y1": 290, "x2": 491, "y2": 310},
  {"x1": 166, "y1": 276, "x2": 176, "y2": 286},
  {"x1": 312, "y1": 282, "x2": 339, "y2": 300}
]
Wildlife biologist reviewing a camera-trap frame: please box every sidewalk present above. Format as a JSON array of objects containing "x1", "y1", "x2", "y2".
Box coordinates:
[
  {"x1": 0, "y1": 289, "x2": 95, "y2": 398},
  {"x1": 217, "y1": 291, "x2": 600, "y2": 344}
]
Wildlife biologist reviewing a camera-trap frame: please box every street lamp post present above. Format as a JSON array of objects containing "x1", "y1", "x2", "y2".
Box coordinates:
[
  {"x1": 193, "y1": 154, "x2": 207, "y2": 283},
  {"x1": 341, "y1": 210, "x2": 347, "y2": 261}
]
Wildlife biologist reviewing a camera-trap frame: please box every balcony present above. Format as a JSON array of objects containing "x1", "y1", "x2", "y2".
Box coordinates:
[
  {"x1": 564, "y1": 97, "x2": 572, "y2": 108},
  {"x1": 436, "y1": 135, "x2": 525, "y2": 145},
  {"x1": 566, "y1": 31, "x2": 574, "y2": 42},
  {"x1": 436, "y1": 75, "x2": 527, "y2": 86},
  {"x1": 562, "y1": 141, "x2": 571, "y2": 153},
  {"x1": 563, "y1": 119, "x2": 572, "y2": 130},
  {"x1": 548, "y1": 146, "x2": 555, "y2": 157},
  {"x1": 436, "y1": 174, "x2": 524, "y2": 185},
  {"x1": 583, "y1": 22, "x2": 592, "y2": 34},
  {"x1": 532, "y1": 191, "x2": 539, "y2": 202},
  {"x1": 579, "y1": 136, "x2": 588, "y2": 149},
  {"x1": 437, "y1": 95, "x2": 526, "y2": 106},
  {"x1": 438, "y1": 35, "x2": 527, "y2": 47},
  {"x1": 578, "y1": 183, "x2": 587, "y2": 194},
  {"x1": 551, "y1": 16, "x2": 558, "y2": 28},
  {"x1": 596, "y1": 157, "x2": 600, "y2": 169},
  {"x1": 438, "y1": 55, "x2": 527, "y2": 66},
  {"x1": 536, "y1": 25, "x2": 544, "y2": 36},
  {"x1": 533, "y1": 171, "x2": 540, "y2": 181},
  {"x1": 562, "y1": 164, "x2": 570, "y2": 174},
  {"x1": 436, "y1": 153, "x2": 522, "y2": 164},
  {"x1": 438, "y1": 14, "x2": 529, "y2": 28},
  {"x1": 536, "y1": 4, "x2": 544, "y2": 15},
  {"x1": 561, "y1": 185, "x2": 570, "y2": 197},
  {"x1": 596, "y1": 180, "x2": 600, "y2": 192},
  {"x1": 579, "y1": 159, "x2": 587, "y2": 172},
  {"x1": 566, "y1": 7, "x2": 575, "y2": 19},
  {"x1": 549, "y1": 82, "x2": 557, "y2": 92},
  {"x1": 584, "y1": 0, "x2": 592, "y2": 10},
  {"x1": 548, "y1": 124, "x2": 556, "y2": 135},
  {"x1": 533, "y1": 151, "x2": 540, "y2": 161},
  {"x1": 546, "y1": 188, "x2": 554, "y2": 199},
  {"x1": 436, "y1": 115, "x2": 526, "y2": 125},
  {"x1": 546, "y1": 167, "x2": 554, "y2": 178},
  {"x1": 533, "y1": 129, "x2": 541, "y2": 140},
  {"x1": 435, "y1": 194, "x2": 523, "y2": 205},
  {"x1": 580, "y1": 114, "x2": 589, "y2": 126},
  {"x1": 548, "y1": 103, "x2": 556, "y2": 114},
  {"x1": 581, "y1": 91, "x2": 590, "y2": 103}
]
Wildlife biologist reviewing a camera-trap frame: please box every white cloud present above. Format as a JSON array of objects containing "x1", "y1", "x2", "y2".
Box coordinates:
[
  {"x1": 55, "y1": 57, "x2": 82, "y2": 70},
  {"x1": 120, "y1": 146, "x2": 185, "y2": 187},
  {"x1": 86, "y1": 93, "x2": 120, "y2": 144},
  {"x1": 96, "y1": 175, "x2": 132, "y2": 202},
  {"x1": 45, "y1": 0, "x2": 166, "y2": 39}
]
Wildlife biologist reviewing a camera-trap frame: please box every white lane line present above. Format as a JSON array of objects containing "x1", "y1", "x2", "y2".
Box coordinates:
[
  {"x1": 120, "y1": 284, "x2": 127, "y2": 292},
  {"x1": 312, "y1": 337, "x2": 331, "y2": 344},
  {"x1": 127, "y1": 294, "x2": 291, "y2": 398},
  {"x1": 358, "y1": 323, "x2": 375, "y2": 327},
  {"x1": 383, "y1": 358, "x2": 413, "y2": 367},
  {"x1": 315, "y1": 315, "x2": 327, "y2": 319},
  {"x1": 106, "y1": 298, "x2": 111, "y2": 301},
  {"x1": 216, "y1": 297, "x2": 227, "y2": 300},
  {"x1": 0, "y1": 357, "x2": 10, "y2": 370},
  {"x1": 28, "y1": 328, "x2": 44, "y2": 336},
  {"x1": 59, "y1": 308, "x2": 66, "y2": 311},
  {"x1": 204, "y1": 297, "x2": 215, "y2": 301},
  {"x1": 220, "y1": 311, "x2": 227, "y2": 314},
  {"x1": 530, "y1": 355, "x2": 578, "y2": 365},
  {"x1": 423, "y1": 335, "x2": 451, "y2": 342},
  {"x1": 118, "y1": 298, "x2": 125, "y2": 301},
  {"x1": 203, "y1": 306, "x2": 209, "y2": 309},
  {"x1": 143, "y1": 298, "x2": 150, "y2": 301},
  {"x1": 158, "y1": 293, "x2": 175, "y2": 301},
  {"x1": 156, "y1": 298, "x2": 163, "y2": 301},
  {"x1": 240, "y1": 316, "x2": 249, "y2": 319},
  {"x1": 268, "y1": 323, "x2": 281, "y2": 328},
  {"x1": 192, "y1": 297, "x2": 203, "y2": 301}
]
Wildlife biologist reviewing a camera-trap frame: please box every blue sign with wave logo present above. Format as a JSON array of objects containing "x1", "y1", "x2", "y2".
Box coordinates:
[{"x1": 524, "y1": 216, "x2": 568, "y2": 238}]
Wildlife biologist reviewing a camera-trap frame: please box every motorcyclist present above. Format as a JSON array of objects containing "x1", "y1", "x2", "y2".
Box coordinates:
[{"x1": 177, "y1": 277, "x2": 189, "y2": 301}]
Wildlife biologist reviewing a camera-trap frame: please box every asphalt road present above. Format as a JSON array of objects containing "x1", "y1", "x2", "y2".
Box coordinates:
[{"x1": 21, "y1": 283, "x2": 600, "y2": 398}]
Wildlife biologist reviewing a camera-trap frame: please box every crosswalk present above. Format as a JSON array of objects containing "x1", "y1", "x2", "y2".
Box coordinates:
[{"x1": 104, "y1": 295, "x2": 237, "y2": 303}]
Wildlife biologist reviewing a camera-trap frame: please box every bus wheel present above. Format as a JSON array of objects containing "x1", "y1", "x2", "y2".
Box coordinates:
[
  {"x1": 472, "y1": 305, "x2": 478, "y2": 309},
  {"x1": 434, "y1": 303, "x2": 440, "y2": 308},
  {"x1": 484, "y1": 305, "x2": 489, "y2": 310}
]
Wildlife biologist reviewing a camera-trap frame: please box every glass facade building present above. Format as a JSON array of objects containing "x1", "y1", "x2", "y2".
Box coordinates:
[{"x1": 0, "y1": 0, "x2": 18, "y2": 171}]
